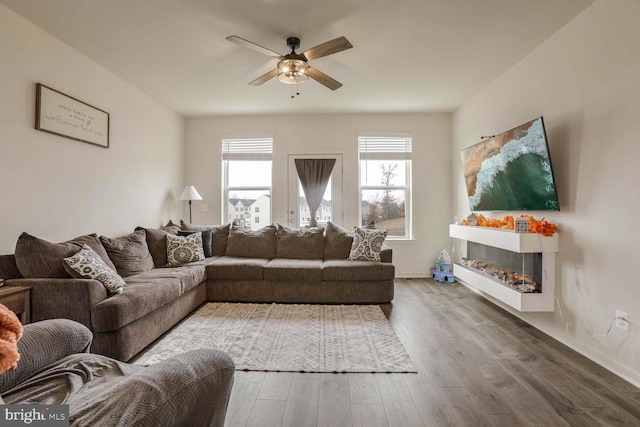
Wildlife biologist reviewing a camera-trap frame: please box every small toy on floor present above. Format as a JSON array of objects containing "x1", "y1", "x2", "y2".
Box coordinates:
[{"x1": 431, "y1": 250, "x2": 455, "y2": 283}]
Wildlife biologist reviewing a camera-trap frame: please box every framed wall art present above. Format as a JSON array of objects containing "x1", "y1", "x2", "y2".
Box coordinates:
[{"x1": 35, "y1": 83, "x2": 110, "y2": 148}]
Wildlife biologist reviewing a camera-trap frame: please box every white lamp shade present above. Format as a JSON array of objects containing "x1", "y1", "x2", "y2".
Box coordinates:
[{"x1": 179, "y1": 185, "x2": 203, "y2": 201}]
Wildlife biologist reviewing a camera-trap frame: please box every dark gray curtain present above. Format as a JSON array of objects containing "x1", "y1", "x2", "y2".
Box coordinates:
[{"x1": 295, "y1": 159, "x2": 336, "y2": 227}]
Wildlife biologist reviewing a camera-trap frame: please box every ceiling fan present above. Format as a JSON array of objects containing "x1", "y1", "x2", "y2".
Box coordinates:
[{"x1": 226, "y1": 35, "x2": 353, "y2": 90}]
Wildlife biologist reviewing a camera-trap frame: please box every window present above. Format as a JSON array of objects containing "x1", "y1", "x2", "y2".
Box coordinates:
[
  {"x1": 358, "y1": 135, "x2": 412, "y2": 238},
  {"x1": 255, "y1": 217, "x2": 259, "y2": 224},
  {"x1": 223, "y1": 138, "x2": 272, "y2": 231}
]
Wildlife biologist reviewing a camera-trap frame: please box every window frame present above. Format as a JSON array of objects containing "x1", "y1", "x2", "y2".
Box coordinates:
[
  {"x1": 222, "y1": 138, "x2": 273, "y2": 229},
  {"x1": 358, "y1": 135, "x2": 412, "y2": 239}
]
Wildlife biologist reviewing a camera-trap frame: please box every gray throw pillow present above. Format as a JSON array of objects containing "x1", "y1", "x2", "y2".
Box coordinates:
[
  {"x1": 181, "y1": 221, "x2": 231, "y2": 256},
  {"x1": 99, "y1": 229, "x2": 154, "y2": 277},
  {"x1": 275, "y1": 224, "x2": 324, "y2": 259},
  {"x1": 135, "y1": 223, "x2": 181, "y2": 267},
  {"x1": 225, "y1": 224, "x2": 277, "y2": 259},
  {"x1": 14, "y1": 232, "x2": 116, "y2": 278},
  {"x1": 323, "y1": 221, "x2": 354, "y2": 260}
]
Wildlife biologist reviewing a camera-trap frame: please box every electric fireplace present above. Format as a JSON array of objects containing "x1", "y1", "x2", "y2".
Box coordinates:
[
  {"x1": 449, "y1": 224, "x2": 558, "y2": 312},
  {"x1": 458, "y1": 242, "x2": 542, "y2": 293}
]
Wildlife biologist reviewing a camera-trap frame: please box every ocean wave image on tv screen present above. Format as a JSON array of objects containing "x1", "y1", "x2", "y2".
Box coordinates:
[{"x1": 461, "y1": 117, "x2": 559, "y2": 211}]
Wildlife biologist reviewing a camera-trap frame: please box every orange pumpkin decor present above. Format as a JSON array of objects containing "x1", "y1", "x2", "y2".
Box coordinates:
[
  {"x1": 526, "y1": 215, "x2": 557, "y2": 236},
  {"x1": 461, "y1": 214, "x2": 557, "y2": 236}
]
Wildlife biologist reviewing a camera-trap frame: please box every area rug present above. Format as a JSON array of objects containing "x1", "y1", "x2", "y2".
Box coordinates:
[{"x1": 134, "y1": 303, "x2": 416, "y2": 373}]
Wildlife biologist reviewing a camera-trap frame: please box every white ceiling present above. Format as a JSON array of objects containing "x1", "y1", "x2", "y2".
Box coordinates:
[{"x1": 1, "y1": 0, "x2": 594, "y2": 117}]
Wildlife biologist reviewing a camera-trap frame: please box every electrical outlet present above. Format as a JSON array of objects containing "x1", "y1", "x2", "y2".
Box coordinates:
[
  {"x1": 200, "y1": 204, "x2": 208, "y2": 212},
  {"x1": 616, "y1": 310, "x2": 629, "y2": 332}
]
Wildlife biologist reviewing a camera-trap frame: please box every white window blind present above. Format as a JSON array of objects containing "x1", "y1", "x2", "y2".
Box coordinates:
[
  {"x1": 222, "y1": 138, "x2": 273, "y2": 160},
  {"x1": 358, "y1": 136, "x2": 412, "y2": 160}
]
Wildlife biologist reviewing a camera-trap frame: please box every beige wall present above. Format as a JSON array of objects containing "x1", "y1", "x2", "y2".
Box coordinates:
[
  {"x1": 185, "y1": 113, "x2": 452, "y2": 277},
  {"x1": 0, "y1": 5, "x2": 184, "y2": 253},
  {"x1": 452, "y1": 0, "x2": 640, "y2": 386}
]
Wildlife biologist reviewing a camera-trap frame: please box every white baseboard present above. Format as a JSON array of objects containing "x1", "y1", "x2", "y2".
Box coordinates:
[{"x1": 395, "y1": 272, "x2": 430, "y2": 279}]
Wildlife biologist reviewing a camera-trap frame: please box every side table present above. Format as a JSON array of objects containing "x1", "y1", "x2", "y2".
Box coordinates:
[{"x1": 0, "y1": 285, "x2": 32, "y2": 324}]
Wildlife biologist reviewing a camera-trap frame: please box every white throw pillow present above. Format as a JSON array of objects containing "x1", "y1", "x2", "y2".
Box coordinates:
[
  {"x1": 167, "y1": 233, "x2": 205, "y2": 266},
  {"x1": 64, "y1": 244, "x2": 125, "y2": 296},
  {"x1": 348, "y1": 227, "x2": 388, "y2": 262}
]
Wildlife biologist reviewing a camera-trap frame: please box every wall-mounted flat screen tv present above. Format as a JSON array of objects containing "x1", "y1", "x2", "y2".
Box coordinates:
[{"x1": 460, "y1": 117, "x2": 559, "y2": 211}]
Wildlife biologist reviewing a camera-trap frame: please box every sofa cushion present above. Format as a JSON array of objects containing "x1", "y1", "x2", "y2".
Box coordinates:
[
  {"x1": 275, "y1": 225, "x2": 324, "y2": 259},
  {"x1": 179, "y1": 229, "x2": 212, "y2": 258},
  {"x1": 264, "y1": 258, "x2": 323, "y2": 282},
  {"x1": 348, "y1": 227, "x2": 389, "y2": 262},
  {"x1": 63, "y1": 244, "x2": 125, "y2": 296},
  {"x1": 225, "y1": 225, "x2": 276, "y2": 259},
  {"x1": 322, "y1": 259, "x2": 395, "y2": 281},
  {"x1": 14, "y1": 232, "x2": 115, "y2": 278},
  {"x1": 125, "y1": 264, "x2": 206, "y2": 294},
  {"x1": 91, "y1": 280, "x2": 182, "y2": 332},
  {"x1": 206, "y1": 256, "x2": 269, "y2": 281},
  {"x1": 135, "y1": 223, "x2": 181, "y2": 267},
  {"x1": 181, "y1": 222, "x2": 231, "y2": 256},
  {"x1": 323, "y1": 222, "x2": 354, "y2": 260},
  {"x1": 99, "y1": 230, "x2": 154, "y2": 277}
]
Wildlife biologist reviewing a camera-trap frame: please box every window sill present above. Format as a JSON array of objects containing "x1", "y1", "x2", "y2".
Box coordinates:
[{"x1": 384, "y1": 239, "x2": 416, "y2": 245}]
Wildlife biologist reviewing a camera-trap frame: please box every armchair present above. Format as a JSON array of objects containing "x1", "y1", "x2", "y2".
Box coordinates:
[{"x1": 0, "y1": 319, "x2": 235, "y2": 426}]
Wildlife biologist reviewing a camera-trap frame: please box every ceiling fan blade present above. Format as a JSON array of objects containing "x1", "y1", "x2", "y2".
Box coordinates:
[
  {"x1": 302, "y1": 36, "x2": 353, "y2": 61},
  {"x1": 226, "y1": 35, "x2": 283, "y2": 58},
  {"x1": 249, "y1": 69, "x2": 278, "y2": 86},
  {"x1": 307, "y1": 67, "x2": 343, "y2": 90}
]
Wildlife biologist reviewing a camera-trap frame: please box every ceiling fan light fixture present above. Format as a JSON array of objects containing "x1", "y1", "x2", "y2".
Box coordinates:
[{"x1": 277, "y1": 59, "x2": 309, "y2": 84}]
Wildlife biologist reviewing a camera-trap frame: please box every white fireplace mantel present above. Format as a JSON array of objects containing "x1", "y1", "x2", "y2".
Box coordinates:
[{"x1": 450, "y1": 224, "x2": 558, "y2": 312}]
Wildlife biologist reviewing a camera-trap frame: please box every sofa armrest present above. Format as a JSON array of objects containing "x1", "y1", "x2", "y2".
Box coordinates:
[
  {"x1": 380, "y1": 244, "x2": 393, "y2": 263},
  {"x1": 74, "y1": 350, "x2": 235, "y2": 427},
  {"x1": 0, "y1": 319, "x2": 92, "y2": 395},
  {"x1": 0, "y1": 254, "x2": 22, "y2": 279},
  {"x1": 5, "y1": 278, "x2": 107, "y2": 330}
]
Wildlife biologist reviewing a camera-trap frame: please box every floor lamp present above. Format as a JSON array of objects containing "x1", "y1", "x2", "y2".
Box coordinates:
[{"x1": 179, "y1": 185, "x2": 202, "y2": 224}]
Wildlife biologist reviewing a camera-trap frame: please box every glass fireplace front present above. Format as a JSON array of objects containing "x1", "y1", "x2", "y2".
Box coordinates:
[{"x1": 457, "y1": 242, "x2": 542, "y2": 293}]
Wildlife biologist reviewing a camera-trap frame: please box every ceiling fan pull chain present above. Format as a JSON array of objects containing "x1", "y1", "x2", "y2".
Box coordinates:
[{"x1": 290, "y1": 82, "x2": 301, "y2": 99}]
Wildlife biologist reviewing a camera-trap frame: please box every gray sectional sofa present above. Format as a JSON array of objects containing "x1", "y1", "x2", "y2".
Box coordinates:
[{"x1": 0, "y1": 221, "x2": 394, "y2": 362}]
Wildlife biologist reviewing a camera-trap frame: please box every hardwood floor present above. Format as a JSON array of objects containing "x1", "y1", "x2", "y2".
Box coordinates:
[{"x1": 224, "y1": 279, "x2": 640, "y2": 426}]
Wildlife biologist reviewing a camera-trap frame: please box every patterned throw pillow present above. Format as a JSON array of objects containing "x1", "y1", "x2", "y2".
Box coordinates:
[
  {"x1": 64, "y1": 244, "x2": 125, "y2": 296},
  {"x1": 348, "y1": 227, "x2": 389, "y2": 262},
  {"x1": 166, "y1": 233, "x2": 205, "y2": 266},
  {"x1": 179, "y1": 229, "x2": 213, "y2": 257}
]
